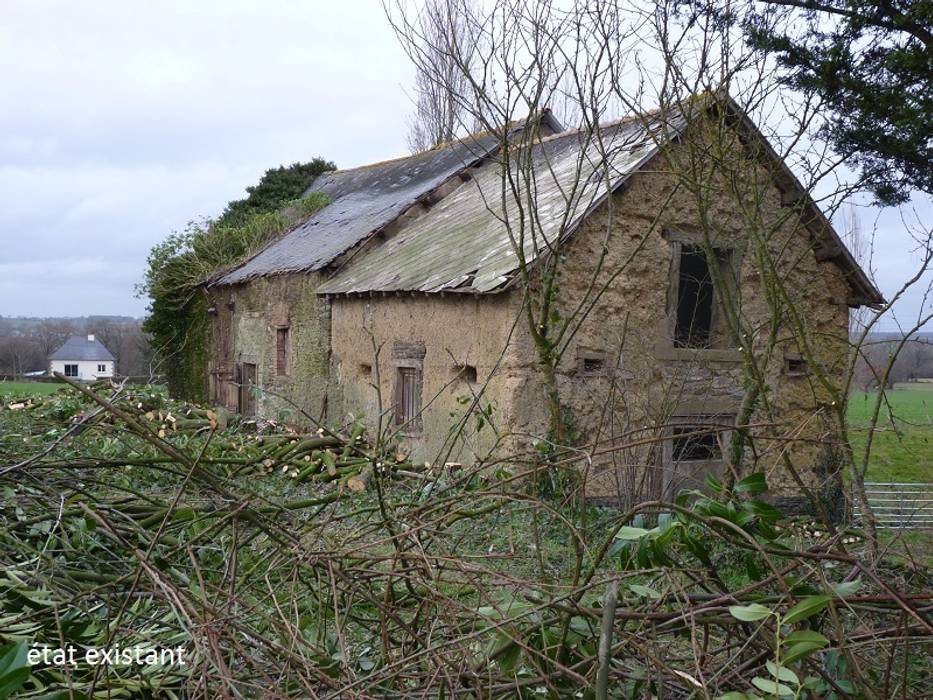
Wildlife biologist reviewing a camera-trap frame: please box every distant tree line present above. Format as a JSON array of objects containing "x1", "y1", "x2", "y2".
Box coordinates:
[
  {"x1": 0, "y1": 316, "x2": 151, "y2": 378},
  {"x1": 854, "y1": 333, "x2": 933, "y2": 390}
]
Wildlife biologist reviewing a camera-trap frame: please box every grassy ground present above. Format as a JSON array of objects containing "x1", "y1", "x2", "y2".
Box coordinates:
[
  {"x1": 0, "y1": 380, "x2": 64, "y2": 397},
  {"x1": 848, "y1": 383, "x2": 933, "y2": 482}
]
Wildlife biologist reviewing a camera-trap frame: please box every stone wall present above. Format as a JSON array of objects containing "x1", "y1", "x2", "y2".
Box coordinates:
[
  {"x1": 207, "y1": 273, "x2": 332, "y2": 424},
  {"x1": 512, "y1": 129, "x2": 853, "y2": 505}
]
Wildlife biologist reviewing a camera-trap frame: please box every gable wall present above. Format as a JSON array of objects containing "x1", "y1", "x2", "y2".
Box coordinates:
[{"x1": 517, "y1": 133, "x2": 853, "y2": 507}]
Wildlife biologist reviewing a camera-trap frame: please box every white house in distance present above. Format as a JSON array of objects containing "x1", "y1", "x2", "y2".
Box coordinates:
[{"x1": 48, "y1": 334, "x2": 115, "y2": 381}]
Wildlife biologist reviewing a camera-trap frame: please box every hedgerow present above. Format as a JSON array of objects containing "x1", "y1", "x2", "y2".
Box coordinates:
[{"x1": 138, "y1": 160, "x2": 334, "y2": 400}]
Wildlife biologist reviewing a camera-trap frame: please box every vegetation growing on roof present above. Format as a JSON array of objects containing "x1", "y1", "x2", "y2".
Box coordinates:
[{"x1": 139, "y1": 159, "x2": 335, "y2": 400}]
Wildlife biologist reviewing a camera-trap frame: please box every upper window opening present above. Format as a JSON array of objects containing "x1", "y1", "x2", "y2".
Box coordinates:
[
  {"x1": 359, "y1": 363, "x2": 372, "y2": 378},
  {"x1": 675, "y1": 247, "x2": 715, "y2": 348},
  {"x1": 674, "y1": 245, "x2": 733, "y2": 349},
  {"x1": 275, "y1": 327, "x2": 289, "y2": 376},
  {"x1": 785, "y1": 357, "x2": 809, "y2": 376},
  {"x1": 582, "y1": 357, "x2": 606, "y2": 375}
]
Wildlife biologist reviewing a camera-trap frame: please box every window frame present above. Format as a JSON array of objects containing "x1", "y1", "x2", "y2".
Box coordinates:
[
  {"x1": 656, "y1": 231, "x2": 743, "y2": 362},
  {"x1": 97, "y1": 363, "x2": 106, "y2": 373},
  {"x1": 393, "y1": 362, "x2": 423, "y2": 434},
  {"x1": 661, "y1": 414, "x2": 735, "y2": 498},
  {"x1": 64, "y1": 364, "x2": 78, "y2": 377},
  {"x1": 275, "y1": 326, "x2": 290, "y2": 376},
  {"x1": 391, "y1": 341, "x2": 426, "y2": 436}
]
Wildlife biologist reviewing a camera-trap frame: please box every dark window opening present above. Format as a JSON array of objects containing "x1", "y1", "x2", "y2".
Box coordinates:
[
  {"x1": 275, "y1": 327, "x2": 289, "y2": 376},
  {"x1": 453, "y1": 364, "x2": 477, "y2": 383},
  {"x1": 785, "y1": 357, "x2": 808, "y2": 376},
  {"x1": 394, "y1": 366, "x2": 422, "y2": 430},
  {"x1": 64, "y1": 364, "x2": 78, "y2": 377},
  {"x1": 671, "y1": 426, "x2": 721, "y2": 462},
  {"x1": 675, "y1": 246, "x2": 716, "y2": 348},
  {"x1": 582, "y1": 357, "x2": 606, "y2": 375},
  {"x1": 359, "y1": 363, "x2": 372, "y2": 378},
  {"x1": 97, "y1": 364, "x2": 106, "y2": 372}
]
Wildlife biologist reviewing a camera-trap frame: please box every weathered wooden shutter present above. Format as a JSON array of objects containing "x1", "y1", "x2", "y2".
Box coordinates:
[
  {"x1": 394, "y1": 366, "x2": 419, "y2": 427},
  {"x1": 276, "y1": 328, "x2": 289, "y2": 375}
]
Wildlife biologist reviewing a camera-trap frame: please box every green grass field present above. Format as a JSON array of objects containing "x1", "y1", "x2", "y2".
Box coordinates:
[
  {"x1": 848, "y1": 383, "x2": 933, "y2": 482},
  {"x1": 0, "y1": 381, "x2": 64, "y2": 397}
]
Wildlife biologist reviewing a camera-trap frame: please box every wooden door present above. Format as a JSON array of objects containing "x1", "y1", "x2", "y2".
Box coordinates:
[{"x1": 238, "y1": 362, "x2": 257, "y2": 417}]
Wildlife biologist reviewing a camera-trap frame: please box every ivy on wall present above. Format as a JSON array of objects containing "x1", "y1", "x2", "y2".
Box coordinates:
[{"x1": 139, "y1": 159, "x2": 335, "y2": 400}]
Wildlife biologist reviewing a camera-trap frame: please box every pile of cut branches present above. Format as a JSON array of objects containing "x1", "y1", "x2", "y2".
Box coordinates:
[{"x1": 0, "y1": 380, "x2": 930, "y2": 699}]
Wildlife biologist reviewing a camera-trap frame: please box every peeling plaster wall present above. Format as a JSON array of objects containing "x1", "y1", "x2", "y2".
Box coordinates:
[
  {"x1": 330, "y1": 293, "x2": 532, "y2": 466},
  {"x1": 208, "y1": 273, "x2": 332, "y2": 423}
]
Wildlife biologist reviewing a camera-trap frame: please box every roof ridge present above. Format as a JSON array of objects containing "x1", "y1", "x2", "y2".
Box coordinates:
[
  {"x1": 526, "y1": 105, "x2": 669, "y2": 147},
  {"x1": 325, "y1": 112, "x2": 555, "y2": 176}
]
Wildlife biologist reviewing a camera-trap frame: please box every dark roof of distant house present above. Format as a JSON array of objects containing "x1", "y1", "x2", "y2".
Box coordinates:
[
  {"x1": 216, "y1": 113, "x2": 564, "y2": 285},
  {"x1": 48, "y1": 335, "x2": 115, "y2": 362}
]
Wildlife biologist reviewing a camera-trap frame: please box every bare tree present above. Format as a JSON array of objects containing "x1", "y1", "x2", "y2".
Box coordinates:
[
  {"x1": 403, "y1": 0, "x2": 479, "y2": 152},
  {"x1": 31, "y1": 319, "x2": 76, "y2": 361}
]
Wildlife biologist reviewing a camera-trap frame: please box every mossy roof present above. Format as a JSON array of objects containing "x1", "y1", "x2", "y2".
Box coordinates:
[{"x1": 316, "y1": 115, "x2": 676, "y2": 294}]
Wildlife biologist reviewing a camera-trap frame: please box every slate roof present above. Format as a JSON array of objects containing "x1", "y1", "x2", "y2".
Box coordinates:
[
  {"x1": 317, "y1": 113, "x2": 682, "y2": 295},
  {"x1": 217, "y1": 113, "x2": 563, "y2": 285},
  {"x1": 49, "y1": 336, "x2": 115, "y2": 362},
  {"x1": 213, "y1": 97, "x2": 883, "y2": 306}
]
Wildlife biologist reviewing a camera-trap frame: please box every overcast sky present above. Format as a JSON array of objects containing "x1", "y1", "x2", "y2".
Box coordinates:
[{"x1": 0, "y1": 1, "x2": 928, "y2": 331}]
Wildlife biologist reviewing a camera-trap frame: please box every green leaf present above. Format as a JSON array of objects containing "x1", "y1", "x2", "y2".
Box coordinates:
[
  {"x1": 628, "y1": 584, "x2": 661, "y2": 599},
  {"x1": 751, "y1": 676, "x2": 794, "y2": 696},
  {"x1": 832, "y1": 579, "x2": 861, "y2": 598},
  {"x1": 0, "y1": 642, "x2": 30, "y2": 700},
  {"x1": 783, "y1": 595, "x2": 830, "y2": 625},
  {"x1": 784, "y1": 640, "x2": 828, "y2": 665},
  {"x1": 615, "y1": 526, "x2": 651, "y2": 540},
  {"x1": 735, "y1": 472, "x2": 767, "y2": 495},
  {"x1": 766, "y1": 661, "x2": 799, "y2": 684},
  {"x1": 728, "y1": 604, "x2": 772, "y2": 622},
  {"x1": 498, "y1": 641, "x2": 521, "y2": 672},
  {"x1": 705, "y1": 472, "x2": 723, "y2": 492}
]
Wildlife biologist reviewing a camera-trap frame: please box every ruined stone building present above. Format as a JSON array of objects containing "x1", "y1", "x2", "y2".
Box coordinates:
[{"x1": 205, "y1": 98, "x2": 882, "y2": 506}]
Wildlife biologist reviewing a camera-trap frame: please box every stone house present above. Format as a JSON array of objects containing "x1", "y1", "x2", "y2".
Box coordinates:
[{"x1": 205, "y1": 99, "x2": 882, "y2": 506}]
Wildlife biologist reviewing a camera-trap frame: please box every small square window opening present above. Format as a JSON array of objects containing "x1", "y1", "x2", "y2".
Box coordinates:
[
  {"x1": 671, "y1": 426, "x2": 722, "y2": 462},
  {"x1": 452, "y1": 364, "x2": 477, "y2": 383}
]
